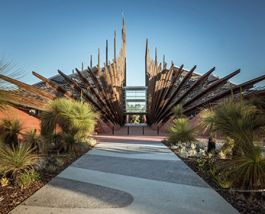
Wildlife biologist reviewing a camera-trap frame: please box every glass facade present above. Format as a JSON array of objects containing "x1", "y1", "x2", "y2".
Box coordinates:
[{"x1": 124, "y1": 87, "x2": 147, "y2": 113}]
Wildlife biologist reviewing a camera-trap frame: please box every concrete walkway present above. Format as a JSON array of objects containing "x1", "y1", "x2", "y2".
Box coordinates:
[{"x1": 11, "y1": 135, "x2": 238, "y2": 214}]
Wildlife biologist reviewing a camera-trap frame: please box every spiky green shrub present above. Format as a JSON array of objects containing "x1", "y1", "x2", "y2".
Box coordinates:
[
  {"x1": 41, "y1": 98, "x2": 99, "y2": 141},
  {"x1": 23, "y1": 129, "x2": 39, "y2": 150},
  {"x1": 201, "y1": 99, "x2": 265, "y2": 155},
  {"x1": 0, "y1": 143, "x2": 40, "y2": 178},
  {"x1": 172, "y1": 104, "x2": 184, "y2": 119},
  {"x1": 168, "y1": 118, "x2": 197, "y2": 144},
  {"x1": 17, "y1": 170, "x2": 40, "y2": 188},
  {"x1": 221, "y1": 147, "x2": 265, "y2": 189},
  {"x1": 0, "y1": 119, "x2": 22, "y2": 147}
]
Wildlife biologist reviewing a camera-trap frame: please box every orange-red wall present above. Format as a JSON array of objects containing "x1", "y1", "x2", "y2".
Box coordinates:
[{"x1": 0, "y1": 106, "x2": 40, "y2": 135}]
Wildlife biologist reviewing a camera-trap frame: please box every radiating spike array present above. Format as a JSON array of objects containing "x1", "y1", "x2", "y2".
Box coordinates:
[
  {"x1": 145, "y1": 39, "x2": 265, "y2": 128},
  {"x1": 0, "y1": 20, "x2": 264, "y2": 133},
  {"x1": 0, "y1": 20, "x2": 127, "y2": 130}
]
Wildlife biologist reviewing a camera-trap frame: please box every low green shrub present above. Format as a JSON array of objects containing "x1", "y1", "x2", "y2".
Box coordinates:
[
  {"x1": 0, "y1": 119, "x2": 22, "y2": 147},
  {"x1": 17, "y1": 170, "x2": 40, "y2": 188},
  {"x1": 0, "y1": 143, "x2": 40, "y2": 178},
  {"x1": 168, "y1": 118, "x2": 197, "y2": 145},
  {"x1": 221, "y1": 147, "x2": 265, "y2": 189}
]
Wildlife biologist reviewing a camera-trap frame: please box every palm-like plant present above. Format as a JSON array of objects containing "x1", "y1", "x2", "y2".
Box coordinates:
[
  {"x1": 221, "y1": 147, "x2": 265, "y2": 189},
  {"x1": 0, "y1": 143, "x2": 40, "y2": 178},
  {"x1": 168, "y1": 118, "x2": 197, "y2": 144},
  {"x1": 1, "y1": 119, "x2": 22, "y2": 147},
  {"x1": 201, "y1": 99, "x2": 265, "y2": 155},
  {"x1": 41, "y1": 98, "x2": 99, "y2": 141}
]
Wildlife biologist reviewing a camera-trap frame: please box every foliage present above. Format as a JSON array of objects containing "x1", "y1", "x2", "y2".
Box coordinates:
[
  {"x1": 41, "y1": 98, "x2": 99, "y2": 142},
  {"x1": 0, "y1": 143, "x2": 40, "y2": 178},
  {"x1": 168, "y1": 118, "x2": 197, "y2": 144},
  {"x1": 199, "y1": 107, "x2": 216, "y2": 135},
  {"x1": 0, "y1": 60, "x2": 22, "y2": 109},
  {"x1": 172, "y1": 104, "x2": 184, "y2": 119},
  {"x1": 197, "y1": 157, "x2": 232, "y2": 189},
  {"x1": 218, "y1": 137, "x2": 235, "y2": 159},
  {"x1": 221, "y1": 147, "x2": 265, "y2": 189},
  {"x1": 201, "y1": 99, "x2": 265, "y2": 155},
  {"x1": 0, "y1": 119, "x2": 22, "y2": 147},
  {"x1": 17, "y1": 170, "x2": 40, "y2": 188},
  {"x1": 23, "y1": 129, "x2": 39, "y2": 151},
  {"x1": 130, "y1": 115, "x2": 140, "y2": 124},
  {"x1": 0, "y1": 177, "x2": 10, "y2": 187}
]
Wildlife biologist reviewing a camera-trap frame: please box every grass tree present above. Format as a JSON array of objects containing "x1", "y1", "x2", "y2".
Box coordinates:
[
  {"x1": 168, "y1": 118, "x2": 197, "y2": 144},
  {"x1": 168, "y1": 104, "x2": 197, "y2": 145},
  {"x1": 201, "y1": 99, "x2": 265, "y2": 156},
  {"x1": 41, "y1": 98, "x2": 99, "y2": 144},
  {"x1": 201, "y1": 98, "x2": 265, "y2": 189},
  {"x1": 0, "y1": 119, "x2": 22, "y2": 147}
]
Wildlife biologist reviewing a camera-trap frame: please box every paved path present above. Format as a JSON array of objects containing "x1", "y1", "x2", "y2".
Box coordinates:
[{"x1": 11, "y1": 136, "x2": 238, "y2": 214}]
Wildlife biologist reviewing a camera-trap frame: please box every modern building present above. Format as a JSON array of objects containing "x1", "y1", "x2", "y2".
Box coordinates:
[{"x1": 0, "y1": 19, "x2": 264, "y2": 133}]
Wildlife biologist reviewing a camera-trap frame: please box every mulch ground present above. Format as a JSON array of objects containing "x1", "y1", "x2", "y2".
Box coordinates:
[
  {"x1": 0, "y1": 154, "x2": 81, "y2": 214},
  {"x1": 180, "y1": 156, "x2": 265, "y2": 214}
]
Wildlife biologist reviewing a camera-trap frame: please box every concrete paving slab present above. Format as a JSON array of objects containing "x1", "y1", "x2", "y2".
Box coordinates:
[{"x1": 10, "y1": 136, "x2": 239, "y2": 214}]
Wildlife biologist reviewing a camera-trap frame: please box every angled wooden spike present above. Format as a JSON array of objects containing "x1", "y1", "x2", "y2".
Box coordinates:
[
  {"x1": 176, "y1": 67, "x2": 215, "y2": 104},
  {"x1": 183, "y1": 74, "x2": 265, "y2": 116},
  {"x1": 58, "y1": 69, "x2": 117, "y2": 124},
  {"x1": 32, "y1": 71, "x2": 73, "y2": 98},
  {"x1": 75, "y1": 68, "x2": 116, "y2": 116},
  {"x1": 0, "y1": 74, "x2": 55, "y2": 100},
  {"x1": 183, "y1": 69, "x2": 240, "y2": 107},
  {"x1": 0, "y1": 90, "x2": 48, "y2": 111},
  {"x1": 155, "y1": 67, "x2": 215, "y2": 123},
  {"x1": 154, "y1": 65, "x2": 197, "y2": 123}
]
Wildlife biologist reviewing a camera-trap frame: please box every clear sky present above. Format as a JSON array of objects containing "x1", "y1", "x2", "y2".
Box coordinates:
[{"x1": 0, "y1": 0, "x2": 265, "y2": 87}]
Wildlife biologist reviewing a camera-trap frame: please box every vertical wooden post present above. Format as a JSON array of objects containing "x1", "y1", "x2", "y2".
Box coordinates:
[
  {"x1": 98, "y1": 48, "x2": 100, "y2": 72},
  {"x1": 114, "y1": 30, "x2": 116, "y2": 62},
  {"x1": 106, "y1": 40, "x2": 108, "y2": 66},
  {"x1": 90, "y1": 55, "x2": 93, "y2": 68},
  {"x1": 155, "y1": 47, "x2": 158, "y2": 67}
]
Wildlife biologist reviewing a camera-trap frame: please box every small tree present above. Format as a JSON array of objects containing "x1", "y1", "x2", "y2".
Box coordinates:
[
  {"x1": 168, "y1": 104, "x2": 197, "y2": 145},
  {"x1": 41, "y1": 98, "x2": 99, "y2": 144}
]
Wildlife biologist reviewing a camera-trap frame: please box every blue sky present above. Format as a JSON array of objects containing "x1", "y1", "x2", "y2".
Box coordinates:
[{"x1": 0, "y1": 0, "x2": 265, "y2": 87}]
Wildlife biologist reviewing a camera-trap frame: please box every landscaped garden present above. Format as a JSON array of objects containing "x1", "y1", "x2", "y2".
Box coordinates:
[
  {"x1": 165, "y1": 98, "x2": 265, "y2": 213},
  {"x1": 0, "y1": 66, "x2": 99, "y2": 213}
]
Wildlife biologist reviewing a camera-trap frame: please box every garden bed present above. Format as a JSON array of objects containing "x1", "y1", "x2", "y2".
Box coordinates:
[
  {"x1": 175, "y1": 153, "x2": 265, "y2": 214},
  {"x1": 0, "y1": 152, "x2": 88, "y2": 214}
]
